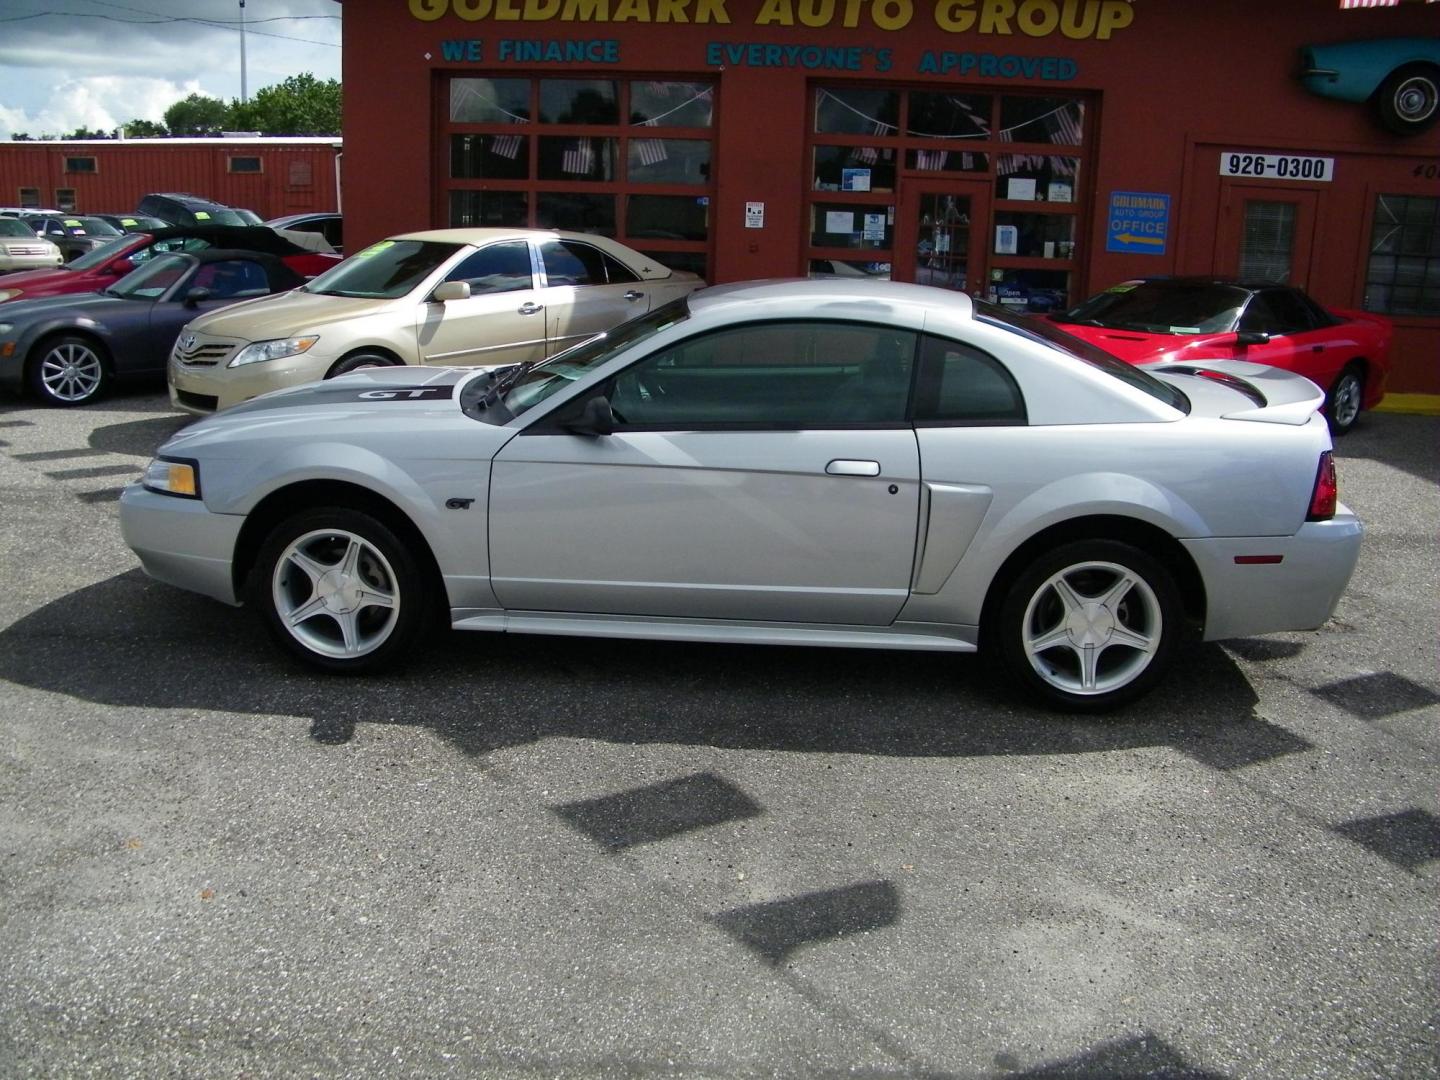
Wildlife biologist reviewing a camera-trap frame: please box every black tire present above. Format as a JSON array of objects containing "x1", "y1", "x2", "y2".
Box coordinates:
[
  {"x1": 251, "y1": 506, "x2": 434, "y2": 674},
  {"x1": 27, "y1": 333, "x2": 110, "y2": 407},
  {"x1": 993, "y1": 539, "x2": 1181, "y2": 713},
  {"x1": 1325, "y1": 364, "x2": 1365, "y2": 436},
  {"x1": 326, "y1": 351, "x2": 396, "y2": 378},
  {"x1": 1374, "y1": 63, "x2": 1439, "y2": 136}
]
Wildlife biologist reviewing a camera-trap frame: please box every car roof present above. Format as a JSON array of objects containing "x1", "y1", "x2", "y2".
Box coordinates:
[
  {"x1": 1117, "y1": 276, "x2": 1302, "y2": 294},
  {"x1": 385, "y1": 227, "x2": 676, "y2": 276},
  {"x1": 139, "y1": 224, "x2": 313, "y2": 256},
  {"x1": 687, "y1": 277, "x2": 976, "y2": 322},
  {"x1": 265, "y1": 212, "x2": 340, "y2": 226}
]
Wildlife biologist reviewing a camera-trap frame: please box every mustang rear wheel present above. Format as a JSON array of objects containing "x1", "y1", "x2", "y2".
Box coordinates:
[
  {"x1": 29, "y1": 334, "x2": 109, "y2": 406},
  {"x1": 996, "y1": 540, "x2": 1181, "y2": 712},
  {"x1": 253, "y1": 507, "x2": 432, "y2": 673}
]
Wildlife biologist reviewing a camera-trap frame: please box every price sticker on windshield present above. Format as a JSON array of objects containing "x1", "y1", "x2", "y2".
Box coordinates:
[{"x1": 1220, "y1": 153, "x2": 1334, "y2": 182}]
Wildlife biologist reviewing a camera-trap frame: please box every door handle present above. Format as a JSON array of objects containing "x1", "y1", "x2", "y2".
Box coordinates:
[
  {"x1": 1312, "y1": 344, "x2": 1325, "y2": 352},
  {"x1": 518, "y1": 302, "x2": 542, "y2": 315},
  {"x1": 624, "y1": 290, "x2": 645, "y2": 301},
  {"x1": 826, "y1": 459, "x2": 881, "y2": 477}
]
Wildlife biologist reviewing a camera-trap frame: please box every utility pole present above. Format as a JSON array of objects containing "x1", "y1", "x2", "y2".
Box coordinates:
[{"x1": 239, "y1": 0, "x2": 248, "y2": 103}]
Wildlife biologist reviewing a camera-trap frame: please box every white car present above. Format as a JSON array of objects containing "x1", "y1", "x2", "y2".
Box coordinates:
[
  {"x1": 123, "y1": 279, "x2": 1362, "y2": 712},
  {"x1": 0, "y1": 216, "x2": 63, "y2": 273},
  {"x1": 168, "y1": 228, "x2": 703, "y2": 414}
]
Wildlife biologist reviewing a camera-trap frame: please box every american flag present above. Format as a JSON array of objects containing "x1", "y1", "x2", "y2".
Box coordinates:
[
  {"x1": 562, "y1": 140, "x2": 594, "y2": 175},
  {"x1": 1050, "y1": 102, "x2": 1084, "y2": 145},
  {"x1": 490, "y1": 134, "x2": 523, "y2": 160},
  {"x1": 916, "y1": 149, "x2": 948, "y2": 170},
  {"x1": 634, "y1": 139, "x2": 668, "y2": 166},
  {"x1": 854, "y1": 146, "x2": 878, "y2": 164}
]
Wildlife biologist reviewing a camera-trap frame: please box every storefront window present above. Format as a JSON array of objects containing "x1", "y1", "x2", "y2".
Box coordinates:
[
  {"x1": 631, "y1": 82, "x2": 713, "y2": 127},
  {"x1": 815, "y1": 88, "x2": 899, "y2": 135},
  {"x1": 627, "y1": 195, "x2": 709, "y2": 242},
  {"x1": 998, "y1": 96, "x2": 1084, "y2": 145},
  {"x1": 810, "y1": 259, "x2": 892, "y2": 279},
  {"x1": 811, "y1": 203, "x2": 893, "y2": 250},
  {"x1": 450, "y1": 79, "x2": 530, "y2": 124},
  {"x1": 907, "y1": 93, "x2": 992, "y2": 139},
  {"x1": 537, "y1": 137, "x2": 617, "y2": 181},
  {"x1": 451, "y1": 134, "x2": 529, "y2": 180},
  {"x1": 986, "y1": 268, "x2": 1071, "y2": 313},
  {"x1": 1365, "y1": 194, "x2": 1440, "y2": 316},
  {"x1": 1238, "y1": 201, "x2": 1296, "y2": 283},
  {"x1": 905, "y1": 148, "x2": 988, "y2": 173},
  {"x1": 628, "y1": 139, "x2": 711, "y2": 185},
  {"x1": 813, "y1": 147, "x2": 897, "y2": 192},
  {"x1": 449, "y1": 190, "x2": 528, "y2": 227},
  {"x1": 994, "y1": 155, "x2": 1079, "y2": 202},
  {"x1": 539, "y1": 80, "x2": 619, "y2": 124},
  {"x1": 536, "y1": 193, "x2": 615, "y2": 234},
  {"x1": 993, "y1": 212, "x2": 1076, "y2": 258}
]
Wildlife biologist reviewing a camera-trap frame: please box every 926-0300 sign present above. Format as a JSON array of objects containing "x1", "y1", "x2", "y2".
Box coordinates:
[{"x1": 1220, "y1": 153, "x2": 1334, "y2": 182}]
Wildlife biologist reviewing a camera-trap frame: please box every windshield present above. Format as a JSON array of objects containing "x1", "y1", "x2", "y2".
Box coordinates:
[
  {"x1": 107, "y1": 252, "x2": 192, "y2": 300},
  {"x1": 68, "y1": 234, "x2": 141, "y2": 271},
  {"x1": 55, "y1": 217, "x2": 121, "y2": 237},
  {"x1": 0, "y1": 217, "x2": 34, "y2": 238},
  {"x1": 462, "y1": 297, "x2": 693, "y2": 424},
  {"x1": 303, "y1": 240, "x2": 462, "y2": 299},
  {"x1": 1054, "y1": 281, "x2": 1248, "y2": 335},
  {"x1": 977, "y1": 302, "x2": 1189, "y2": 413}
]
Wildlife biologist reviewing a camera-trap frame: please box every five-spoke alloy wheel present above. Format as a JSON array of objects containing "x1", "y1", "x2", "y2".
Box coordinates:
[
  {"x1": 254, "y1": 508, "x2": 433, "y2": 673},
  {"x1": 1326, "y1": 365, "x2": 1365, "y2": 436},
  {"x1": 997, "y1": 540, "x2": 1181, "y2": 712}
]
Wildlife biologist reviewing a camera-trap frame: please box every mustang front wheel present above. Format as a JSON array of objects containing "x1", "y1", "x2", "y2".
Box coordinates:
[
  {"x1": 996, "y1": 540, "x2": 1181, "y2": 712},
  {"x1": 253, "y1": 508, "x2": 432, "y2": 673}
]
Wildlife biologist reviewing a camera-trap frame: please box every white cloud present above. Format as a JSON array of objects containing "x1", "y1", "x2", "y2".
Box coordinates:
[{"x1": 0, "y1": 77, "x2": 208, "y2": 139}]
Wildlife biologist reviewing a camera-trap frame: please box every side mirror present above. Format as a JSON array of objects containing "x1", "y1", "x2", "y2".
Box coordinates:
[
  {"x1": 184, "y1": 286, "x2": 212, "y2": 307},
  {"x1": 431, "y1": 280, "x2": 471, "y2": 303},
  {"x1": 1234, "y1": 330, "x2": 1271, "y2": 346},
  {"x1": 564, "y1": 395, "x2": 616, "y2": 437},
  {"x1": 110, "y1": 258, "x2": 135, "y2": 276}
]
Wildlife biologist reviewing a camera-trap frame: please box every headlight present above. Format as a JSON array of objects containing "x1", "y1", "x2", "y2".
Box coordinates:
[
  {"x1": 141, "y1": 456, "x2": 201, "y2": 499},
  {"x1": 0, "y1": 290, "x2": 20, "y2": 303},
  {"x1": 228, "y1": 335, "x2": 320, "y2": 368},
  {"x1": 0, "y1": 322, "x2": 13, "y2": 334}
]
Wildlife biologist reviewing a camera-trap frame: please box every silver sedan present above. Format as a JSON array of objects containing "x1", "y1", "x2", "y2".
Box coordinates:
[{"x1": 121, "y1": 279, "x2": 1363, "y2": 711}]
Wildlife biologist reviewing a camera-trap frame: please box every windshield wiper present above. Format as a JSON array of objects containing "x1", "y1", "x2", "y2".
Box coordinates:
[{"x1": 471, "y1": 361, "x2": 535, "y2": 410}]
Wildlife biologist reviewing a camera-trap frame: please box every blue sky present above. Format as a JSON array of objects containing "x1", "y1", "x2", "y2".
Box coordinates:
[{"x1": 0, "y1": 0, "x2": 341, "y2": 139}]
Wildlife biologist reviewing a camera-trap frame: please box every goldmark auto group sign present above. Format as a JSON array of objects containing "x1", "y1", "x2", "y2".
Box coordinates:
[{"x1": 408, "y1": 0, "x2": 1137, "y2": 39}]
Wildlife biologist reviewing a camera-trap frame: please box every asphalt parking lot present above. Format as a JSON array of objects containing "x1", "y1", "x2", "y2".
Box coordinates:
[{"x1": 0, "y1": 387, "x2": 1436, "y2": 1079}]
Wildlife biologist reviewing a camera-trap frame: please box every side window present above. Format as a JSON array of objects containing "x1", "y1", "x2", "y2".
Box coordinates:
[
  {"x1": 913, "y1": 334, "x2": 1026, "y2": 425},
  {"x1": 1261, "y1": 289, "x2": 1317, "y2": 334},
  {"x1": 541, "y1": 240, "x2": 606, "y2": 287},
  {"x1": 1237, "y1": 293, "x2": 1283, "y2": 334},
  {"x1": 444, "y1": 241, "x2": 534, "y2": 293},
  {"x1": 603, "y1": 252, "x2": 639, "y2": 284},
  {"x1": 605, "y1": 321, "x2": 916, "y2": 427},
  {"x1": 192, "y1": 259, "x2": 271, "y2": 299}
]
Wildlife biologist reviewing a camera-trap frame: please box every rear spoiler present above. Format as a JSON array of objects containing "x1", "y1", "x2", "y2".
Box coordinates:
[{"x1": 1148, "y1": 359, "x2": 1325, "y2": 425}]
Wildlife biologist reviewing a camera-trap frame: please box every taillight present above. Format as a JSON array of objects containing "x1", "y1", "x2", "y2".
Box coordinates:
[{"x1": 1307, "y1": 451, "x2": 1338, "y2": 521}]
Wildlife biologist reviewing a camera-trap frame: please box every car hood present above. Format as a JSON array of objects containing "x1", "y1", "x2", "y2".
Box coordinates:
[
  {"x1": 0, "y1": 289, "x2": 135, "y2": 323},
  {"x1": 0, "y1": 266, "x2": 97, "y2": 296},
  {"x1": 1053, "y1": 322, "x2": 1245, "y2": 364},
  {"x1": 186, "y1": 287, "x2": 398, "y2": 340}
]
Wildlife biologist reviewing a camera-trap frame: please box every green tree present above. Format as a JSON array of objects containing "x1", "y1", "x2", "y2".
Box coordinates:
[
  {"x1": 164, "y1": 93, "x2": 231, "y2": 136},
  {"x1": 228, "y1": 73, "x2": 340, "y2": 136},
  {"x1": 122, "y1": 118, "x2": 169, "y2": 138},
  {"x1": 64, "y1": 127, "x2": 114, "y2": 139}
]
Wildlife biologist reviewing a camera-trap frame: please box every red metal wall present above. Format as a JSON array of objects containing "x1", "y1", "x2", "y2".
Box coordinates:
[
  {"x1": 0, "y1": 140, "x2": 342, "y2": 220},
  {"x1": 341, "y1": 0, "x2": 1438, "y2": 390}
]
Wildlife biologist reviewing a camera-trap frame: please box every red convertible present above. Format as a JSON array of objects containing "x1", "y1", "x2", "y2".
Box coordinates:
[
  {"x1": 1049, "y1": 277, "x2": 1392, "y2": 434},
  {"x1": 0, "y1": 225, "x2": 340, "y2": 306}
]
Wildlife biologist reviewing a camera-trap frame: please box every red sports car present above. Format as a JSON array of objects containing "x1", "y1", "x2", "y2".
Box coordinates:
[
  {"x1": 0, "y1": 225, "x2": 340, "y2": 306},
  {"x1": 1049, "y1": 277, "x2": 1392, "y2": 434}
]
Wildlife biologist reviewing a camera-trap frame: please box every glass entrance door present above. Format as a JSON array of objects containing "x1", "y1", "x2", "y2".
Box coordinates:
[{"x1": 894, "y1": 180, "x2": 991, "y2": 296}]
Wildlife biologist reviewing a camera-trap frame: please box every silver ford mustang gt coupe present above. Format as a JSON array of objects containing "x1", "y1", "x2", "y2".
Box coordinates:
[{"x1": 121, "y1": 279, "x2": 1362, "y2": 711}]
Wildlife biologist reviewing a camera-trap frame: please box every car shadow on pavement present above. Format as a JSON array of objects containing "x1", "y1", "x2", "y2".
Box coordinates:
[
  {"x1": 0, "y1": 568, "x2": 1304, "y2": 774},
  {"x1": 87, "y1": 412, "x2": 194, "y2": 456}
]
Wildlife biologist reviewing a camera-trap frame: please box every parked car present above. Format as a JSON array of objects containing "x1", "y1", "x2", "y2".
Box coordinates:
[
  {"x1": 1049, "y1": 277, "x2": 1392, "y2": 434},
  {"x1": 137, "y1": 193, "x2": 264, "y2": 229},
  {"x1": 123, "y1": 279, "x2": 1363, "y2": 712},
  {"x1": 92, "y1": 213, "x2": 171, "y2": 233},
  {"x1": 0, "y1": 224, "x2": 339, "y2": 306},
  {"x1": 168, "y1": 228, "x2": 705, "y2": 415},
  {"x1": 265, "y1": 212, "x2": 343, "y2": 254},
  {"x1": 0, "y1": 216, "x2": 64, "y2": 273},
  {"x1": 17, "y1": 214, "x2": 123, "y2": 262},
  {"x1": 0, "y1": 249, "x2": 304, "y2": 406},
  {"x1": 1301, "y1": 37, "x2": 1440, "y2": 135}
]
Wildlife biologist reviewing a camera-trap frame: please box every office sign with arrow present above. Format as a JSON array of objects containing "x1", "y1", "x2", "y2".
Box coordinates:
[{"x1": 1106, "y1": 190, "x2": 1170, "y2": 255}]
